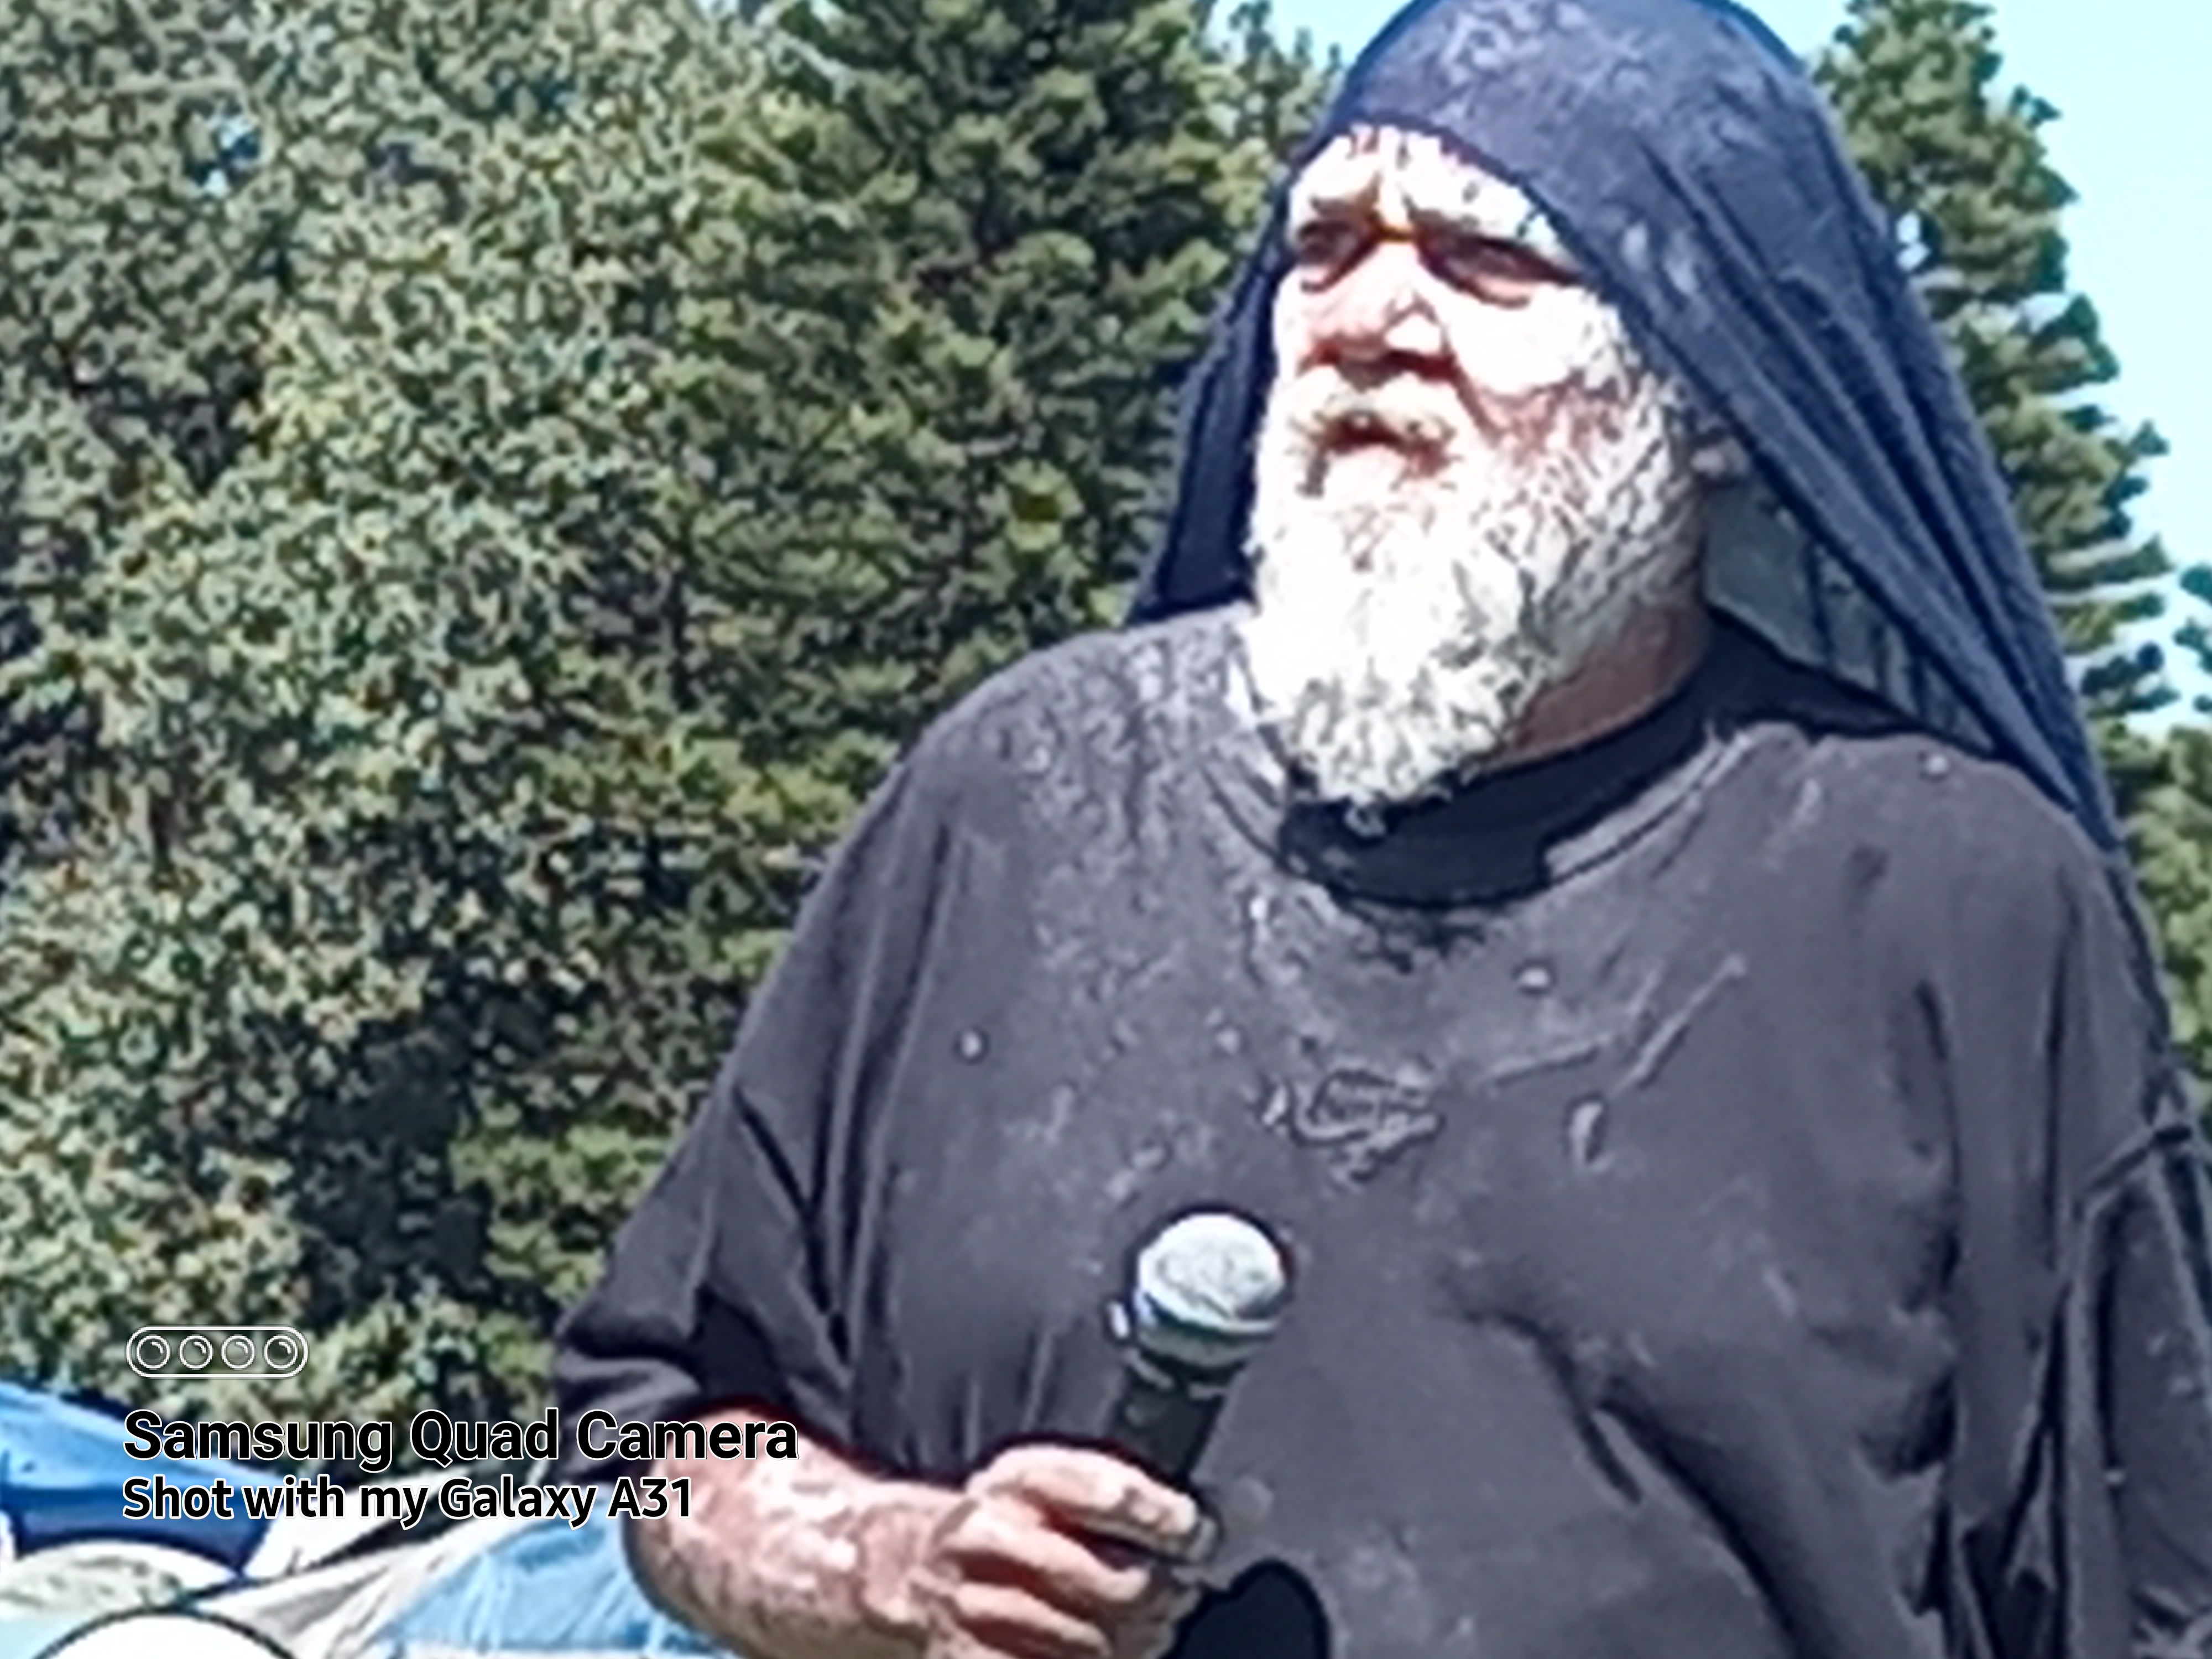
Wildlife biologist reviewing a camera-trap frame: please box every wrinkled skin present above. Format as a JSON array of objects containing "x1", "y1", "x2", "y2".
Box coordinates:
[
  {"x1": 633, "y1": 1414, "x2": 1208, "y2": 1659},
  {"x1": 862, "y1": 1444, "x2": 1208, "y2": 1659},
  {"x1": 1242, "y1": 124, "x2": 1728, "y2": 812},
  {"x1": 635, "y1": 123, "x2": 1740, "y2": 1659}
]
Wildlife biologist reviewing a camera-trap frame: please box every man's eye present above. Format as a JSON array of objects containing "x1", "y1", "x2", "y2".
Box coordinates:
[
  {"x1": 1290, "y1": 221, "x2": 1368, "y2": 272},
  {"x1": 1421, "y1": 231, "x2": 1570, "y2": 296}
]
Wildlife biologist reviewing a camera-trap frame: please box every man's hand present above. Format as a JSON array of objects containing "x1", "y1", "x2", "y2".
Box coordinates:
[
  {"x1": 627, "y1": 1409, "x2": 1211, "y2": 1659},
  {"x1": 859, "y1": 1442, "x2": 1209, "y2": 1659}
]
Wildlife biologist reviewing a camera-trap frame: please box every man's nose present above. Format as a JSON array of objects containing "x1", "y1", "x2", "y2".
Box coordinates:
[{"x1": 1313, "y1": 243, "x2": 1447, "y2": 368}]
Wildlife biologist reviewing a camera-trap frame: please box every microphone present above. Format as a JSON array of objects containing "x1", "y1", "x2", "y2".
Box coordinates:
[{"x1": 1100, "y1": 1208, "x2": 1293, "y2": 1485}]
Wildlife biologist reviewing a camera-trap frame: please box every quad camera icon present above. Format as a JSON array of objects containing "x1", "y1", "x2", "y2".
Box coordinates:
[{"x1": 127, "y1": 1326, "x2": 308, "y2": 1380}]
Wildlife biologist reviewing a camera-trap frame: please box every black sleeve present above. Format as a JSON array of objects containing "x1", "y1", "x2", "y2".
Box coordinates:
[
  {"x1": 2075, "y1": 1125, "x2": 2212, "y2": 1655},
  {"x1": 549, "y1": 735, "x2": 963, "y2": 1484},
  {"x1": 1939, "y1": 842, "x2": 2212, "y2": 1657}
]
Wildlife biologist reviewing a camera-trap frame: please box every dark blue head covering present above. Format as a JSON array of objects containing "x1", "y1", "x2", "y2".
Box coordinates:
[{"x1": 1129, "y1": 0, "x2": 2122, "y2": 854}]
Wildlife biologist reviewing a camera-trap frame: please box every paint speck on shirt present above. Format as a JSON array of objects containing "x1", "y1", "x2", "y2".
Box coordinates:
[{"x1": 1567, "y1": 1098, "x2": 1609, "y2": 1168}]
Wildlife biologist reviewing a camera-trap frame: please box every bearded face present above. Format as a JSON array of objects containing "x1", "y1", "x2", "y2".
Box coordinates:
[{"x1": 1241, "y1": 126, "x2": 1720, "y2": 814}]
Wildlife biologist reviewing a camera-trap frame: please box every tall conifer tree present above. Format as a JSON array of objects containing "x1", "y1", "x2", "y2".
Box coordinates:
[
  {"x1": 1815, "y1": 0, "x2": 2203, "y2": 729},
  {"x1": 0, "y1": 0, "x2": 1334, "y2": 1420},
  {"x1": 0, "y1": 0, "x2": 784, "y2": 1423},
  {"x1": 674, "y1": 0, "x2": 1297, "y2": 815},
  {"x1": 0, "y1": 0, "x2": 280, "y2": 895}
]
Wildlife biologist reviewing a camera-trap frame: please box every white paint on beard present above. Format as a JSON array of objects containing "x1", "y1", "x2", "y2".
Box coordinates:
[{"x1": 1240, "y1": 343, "x2": 1704, "y2": 816}]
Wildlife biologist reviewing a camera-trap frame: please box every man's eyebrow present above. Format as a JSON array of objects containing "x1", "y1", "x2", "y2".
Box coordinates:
[
  {"x1": 1286, "y1": 175, "x2": 1378, "y2": 223},
  {"x1": 1404, "y1": 182, "x2": 1546, "y2": 235},
  {"x1": 1284, "y1": 198, "x2": 1574, "y2": 270},
  {"x1": 1287, "y1": 162, "x2": 1573, "y2": 253},
  {"x1": 1402, "y1": 176, "x2": 1579, "y2": 264}
]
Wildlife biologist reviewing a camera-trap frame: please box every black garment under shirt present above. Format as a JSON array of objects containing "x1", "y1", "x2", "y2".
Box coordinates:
[{"x1": 554, "y1": 611, "x2": 2212, "y2": 1659}]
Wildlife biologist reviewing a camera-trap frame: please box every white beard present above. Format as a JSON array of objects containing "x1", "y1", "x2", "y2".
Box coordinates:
[{"x1": 1240, "y1": 354, "x2": 1706, "y2": 813}]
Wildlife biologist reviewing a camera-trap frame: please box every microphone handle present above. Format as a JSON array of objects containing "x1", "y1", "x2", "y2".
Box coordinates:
[{"x1": 1102, "y1": 1346, "x2": 1240, "y2": 1485}]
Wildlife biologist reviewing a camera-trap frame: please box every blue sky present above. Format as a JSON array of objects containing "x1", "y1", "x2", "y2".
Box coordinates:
[{"x1": 1262, "y1": 0, "x2": 2210, "y2": 718}]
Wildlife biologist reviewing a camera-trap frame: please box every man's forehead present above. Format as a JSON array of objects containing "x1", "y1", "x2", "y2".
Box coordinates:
[{"x1": 1286, "y1": 125, "x2": 1573, "y2": 262}]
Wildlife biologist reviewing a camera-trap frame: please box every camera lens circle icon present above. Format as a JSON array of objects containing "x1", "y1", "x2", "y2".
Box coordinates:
[
  {"x1": 222, "y1": 1334, "x2": 257, "y2": 1369},
  {"x1": 264, "y1": 1333, "x2": 298, "y2": 1369},
  {"x1": 179, "y1": 1334, "x2": 214, "y2": 1370},
  {"x1": 134, "y1": 1334, "x2": 171, "y2": 1370}
]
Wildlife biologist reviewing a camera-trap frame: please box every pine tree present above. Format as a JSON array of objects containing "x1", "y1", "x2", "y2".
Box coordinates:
[
  {"x1": 670, "y1": 0, "x2": 1301, "y2": 817},
  {"x1": 0, "y1": 0, "x2": 794, "y2": 1424},
  {"x1": 2126, "y1": 730, "x2": 2212, "y2": 1083},
  {"x1": 2182, "y1": 567, "x2": 2212, "y2": 720},
  {"x1": 2127, "y1": 594, "x2": 2212, "y2": 1085},
  {"x1": 1211, "y1": 0, "x2": 1340, "y2": 170},
  {"x1": 1814, "y1": 0, "x2": 2209, "y2": 732},
  {"x1": 0, "y1": 0, "x2": 1335, "y2": 1423},
  {"x1": 0, "y1": 0, "x2": 302, "y2": 1416},
  {"x1": 0, "y1": 0, "x2": 283, "y2": 899}
]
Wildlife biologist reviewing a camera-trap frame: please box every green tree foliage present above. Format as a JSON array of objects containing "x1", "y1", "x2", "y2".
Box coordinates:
[
  {"x1": 2125, "y1": 595, "x2": 2212, "y2": 1085},
  {"x1": 1209, "y1": 0, "x2": 1340, "y2": 170},
  {"x1": 1814, "y1": 0, "x2": 2208, "y2": 731},
  {"x1": 0, "y1": 0, "x2": 283, "y2": 900},
  {"x1": 2182, "y1": 566, "x2": 2212, "y2": 721},
  {"x1": 0, "y1": 0, "x2": 1332, "y2": 1422},
  {"x1": 0, "y1": 0, "x2": 299, "y2": 1418},
  {"x1": 2125, "y1": 729, "x2": 2212, "y2": 1082},
  {"x1": 676, "y1": 0, "x2": 1303, "y2": 806},
  {"x1": 0, "y1": 0, "x2": 794, "y2": 1423}
]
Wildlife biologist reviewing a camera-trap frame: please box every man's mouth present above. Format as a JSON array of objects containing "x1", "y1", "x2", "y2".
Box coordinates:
[
  {"x1": 1311, "y1": 410, "x2": 1453, "y2": 481},
  {"x1": 1322, "y1": 410, "x2": 1403, "y2": 451}
]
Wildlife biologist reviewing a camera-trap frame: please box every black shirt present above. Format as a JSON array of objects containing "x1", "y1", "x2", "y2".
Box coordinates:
[{"x1": 555, "y1": 611, "x2": 2212, "y2": 1658}]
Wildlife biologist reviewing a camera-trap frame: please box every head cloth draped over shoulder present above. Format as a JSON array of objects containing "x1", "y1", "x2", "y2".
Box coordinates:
[{"x1": 1130, "y1": 0, "x2": 2123, "y2": 859}]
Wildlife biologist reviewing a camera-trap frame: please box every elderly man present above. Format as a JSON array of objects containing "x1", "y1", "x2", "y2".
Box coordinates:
[{"x1": 552, "y1": 0, "x2": 2212, "y2": 1655}]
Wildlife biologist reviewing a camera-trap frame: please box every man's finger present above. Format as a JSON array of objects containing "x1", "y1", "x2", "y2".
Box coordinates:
[
  {"x1": 972, "y1": 1445, "x2": 1204, "y2": 1559},
  {"x1": 938, "y1": 1499, "x2": 1156, "y2": 1615},
  {"x1": 946, "y1": 1577, "x2": 1114, "y2": 1659}
]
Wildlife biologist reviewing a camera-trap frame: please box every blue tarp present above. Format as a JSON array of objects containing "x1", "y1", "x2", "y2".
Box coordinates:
[
  {"x1": 373, "y1": 1513, "x2": 727, "y2": 1656},
  {"x1": 0, "y1": 1384, "x2": 278, "y2": 1569},
  {"x1": 0, "y1": 1383, "x2": 736, "y2": 1656}
]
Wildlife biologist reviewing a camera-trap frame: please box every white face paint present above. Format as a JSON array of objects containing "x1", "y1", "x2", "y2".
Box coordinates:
[{"x1": 1242, "y1": 125, "x2": 1715, "y2": 812}]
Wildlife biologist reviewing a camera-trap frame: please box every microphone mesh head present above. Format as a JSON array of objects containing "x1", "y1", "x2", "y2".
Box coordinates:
[{"x1": 1128, "y1": 1209, "x2": 1292, "y2": 1371}]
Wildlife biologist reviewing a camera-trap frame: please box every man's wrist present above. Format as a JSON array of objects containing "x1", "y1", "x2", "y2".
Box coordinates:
[
  {"x1": 851, "y1": 1480, "x2": 962, "y2": 1643},
  {"x1": 632, "y1": 1443, "x2": 954, "y2": 1659}
]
